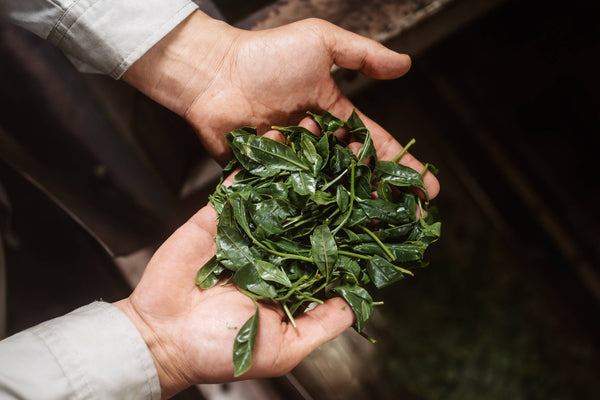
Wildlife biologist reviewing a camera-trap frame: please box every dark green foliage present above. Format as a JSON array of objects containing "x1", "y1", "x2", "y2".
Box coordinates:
[{"x1": 197, "y1": 110, "x2": 440, "y2": 375}]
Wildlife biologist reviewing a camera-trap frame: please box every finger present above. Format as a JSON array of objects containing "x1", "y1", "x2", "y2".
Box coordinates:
[
  {"x1": 298, "y1": 115, "x2": 322, "y2": 135},
  {"x1": 327, "y1": 97, "x2": 440, "y2": 199},
  {"x1": 320, "y1": 21, "x2": 411, "y2": 80},
  {"x1": 282, "y1": 297, "x2": 354, "y2": 360}
]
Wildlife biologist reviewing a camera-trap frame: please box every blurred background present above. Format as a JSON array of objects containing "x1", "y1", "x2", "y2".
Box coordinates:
[{"x1": 1, "y1": 0, "x2": 599, "y2": 399}]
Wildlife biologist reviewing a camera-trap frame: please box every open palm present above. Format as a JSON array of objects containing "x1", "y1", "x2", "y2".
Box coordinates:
[{"x1": 116, "y1": 202, "x2": 353, "y2": 399}]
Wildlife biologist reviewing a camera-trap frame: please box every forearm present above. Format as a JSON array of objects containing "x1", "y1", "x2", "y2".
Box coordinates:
[{"x1": 122, "y1": 10, "x2": 239, "y2": 117}]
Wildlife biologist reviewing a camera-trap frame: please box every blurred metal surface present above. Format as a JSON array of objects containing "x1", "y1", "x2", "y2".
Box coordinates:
[{"x1": 238, "y1": 0, "x2": 455, "y2": 36}]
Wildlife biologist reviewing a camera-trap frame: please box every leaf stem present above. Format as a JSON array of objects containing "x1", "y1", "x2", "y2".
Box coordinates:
[
  {"x1": 283, "y1": 303, "x2": 297, "y2": 328},
  {"x1": 358, "y1": 225, "x2": 395, "y2": 261},
  {"x1": 247, "y1": 230, "x2": 314, "y2": 263},
  {"x1": 392, "y1": 138, "x2": 416, "y2": 163},
  {"x1": 320, "y1": 169, "x2": 348, "y2": 191},
  {"x1": 338, "y1": 250, "x2": 372, "y2": 260},
  {"x1": 331, "y1": 162, "x2": 356, "y2": 236},
  {"x1": 420, "y1": 163, "x2": 430, "y2": 176}
]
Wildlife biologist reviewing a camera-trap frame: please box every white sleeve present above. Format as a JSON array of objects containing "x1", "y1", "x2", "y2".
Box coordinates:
[
  {"x1": 0, "y1": 0, "x2": 198, "y2": 78},
  {"x1": 0, "y1": 302, "x2": 161, "y2": 400}
]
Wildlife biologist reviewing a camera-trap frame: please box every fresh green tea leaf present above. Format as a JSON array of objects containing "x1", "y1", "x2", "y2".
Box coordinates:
[
  {"x1": 195, "y1": 255, "x2": 224, "y2": 289},
  {"x1": 255, "y1": 259, "x2": 292, "y2": 287},
  {"x1": 287, "y1": 171, "x2": 316, "y2": 196},
  {"x1": 233, "y1": 301, "x2": 259, "y2": 377},
  {"x1": 310, "y1": 224, "x2": 338, "y2": 280},
  {"x1": 366, "y1": 255, "x2": 405, "y2": 289}
]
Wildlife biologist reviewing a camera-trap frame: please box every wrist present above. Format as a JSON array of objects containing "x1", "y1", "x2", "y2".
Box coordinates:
[
  {"x1": 122, "y1": 10, "x2": 240, "y2": 117},
  {"x1": 114, "y1": 299, "x2": 190, "y2": 399}
]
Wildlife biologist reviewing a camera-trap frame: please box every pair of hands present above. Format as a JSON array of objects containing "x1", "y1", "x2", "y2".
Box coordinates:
[{"x1": 116, "y1": 10, "x2": 440, "y2": 399}]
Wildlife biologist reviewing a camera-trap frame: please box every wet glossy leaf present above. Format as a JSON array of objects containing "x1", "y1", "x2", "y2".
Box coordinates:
[
  {"x1": 310, "y1": 224, "x2": 338, "y2": 279},
  {"x1": 366, "y1": 255, "x2": 405, "y2": 289},
  {"x1": 229, "y1": 193, "x2": 253, "y2": 238},
  {"x1": 255, "y1": 259, "x2": 292, "y2": 287},
  {"x1": 195, "y1": 255, "x2": 224, "y2": 289},
  {"x1": 232, "y1": 264, "x2": 278, "y2": 298},
  {"x1": 237, "y1": 134, "x2": 310, "y2": 173},
  {"x1": 215, "y1": 226, "x2": 255, "y2": 271},
  {"x1": 287, "y1": 171, "x2": 316, "y2": 196},
  {"x1": 331, "y1": 144, "x2": 355, "y2": 173},
  {"x1": 375, "y1": 161, "x2": 427, "y2": 193},
  {"x1": 358, "y1": 198, "x2": 413, "y2": 225},
  {"x1": 317, "y1": 134, "x2": 330, "y2": 165},
  {"x1": 300, "y1": 137, "x2": 324, "y2": 175},
  {"x1": 233, "y1": 301, "x2": 258, "y2": 377},
  {"x1": 376, "y1": 179, "x2": 392, "y2": 201},
  {"x1": 336, "y1": 185, "x2": 350, "y2": 213},
  {"x1": 249, "y1": 199, "x2": 291, "y2": 236}
]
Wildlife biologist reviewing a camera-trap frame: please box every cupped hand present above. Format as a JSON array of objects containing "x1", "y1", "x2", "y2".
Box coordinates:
[
  {"x1": 123, "y1": 10, "x2": 439, "y2": 198},
  {"x1": 114, "y1": 171, "x2": 354, "y2": 399}
]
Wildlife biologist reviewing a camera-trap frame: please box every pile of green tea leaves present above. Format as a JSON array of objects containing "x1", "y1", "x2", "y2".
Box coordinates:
[{"x1": 196, "y1": 110, "x2": 440, "y2": 376}]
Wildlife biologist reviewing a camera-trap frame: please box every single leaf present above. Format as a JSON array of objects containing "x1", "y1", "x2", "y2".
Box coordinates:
[
  {"x1": 195, "y1": 255, "x2": 225, "y2": 289},
  {"x1": 249, "y1": 199, "x2": 291, "y2": 236},
  {"x1": 376, "y1": 179, "x2": 392, "y2": 201},
  {"x1": 300, "y1": 137, "x2": 324, "y2": 176},
  {"x1": 336, "y1": 185, "x2": 350, "y2": 213},
  {"x1": 354, "y1": 174, "x2": 373, "y2": 200},
  {"x1": 229, "y1": 193, "x2": 253, "y2": 238},
  {"x1": 331, "y1": 144, "x2": 356, "y2": 174},
  {"x1": 374, "y1": 161, "x2": 427, "y2": 194},
  {"x1": 317, "y1": 134, "x2": 330, "y2": 166},
  {"x1": 255, "y1": 259, "x2": 292, "y2": 287},
  {"x1": 366, "y1": 255, "x2": 405, "y2": 289},
  {"x1": 310, "y1": 225, "x2": 338, "y2": 280},
  {"x1": 228, "y1": 130, "x2": 279, "y2": 177},
  {"x1": 287, "y1": 171, "x2": 316, "y2": 196},
  {"x1": 357, "y1": 198, "x2": 413, "y2": 225},
  {"x1": 232, "y1": 264, "x2": 278, "y2": 298},
  {"x1": 233, "y1": 301, "x2": 259, "y2": 377},
  {"x1": 215, "y1": 226, "x2": 255, "y2": 271},
  {"x1": 238, "y1": 135, "x2": 310, "y2": 172},
  {"x1": 345, "y1": 109, "x2": 366, "y2": 131}
]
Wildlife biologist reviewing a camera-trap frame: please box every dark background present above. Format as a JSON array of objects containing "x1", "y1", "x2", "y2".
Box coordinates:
[{"x1": 1, "y1": 0, "x2": 599, "y2": 399}]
